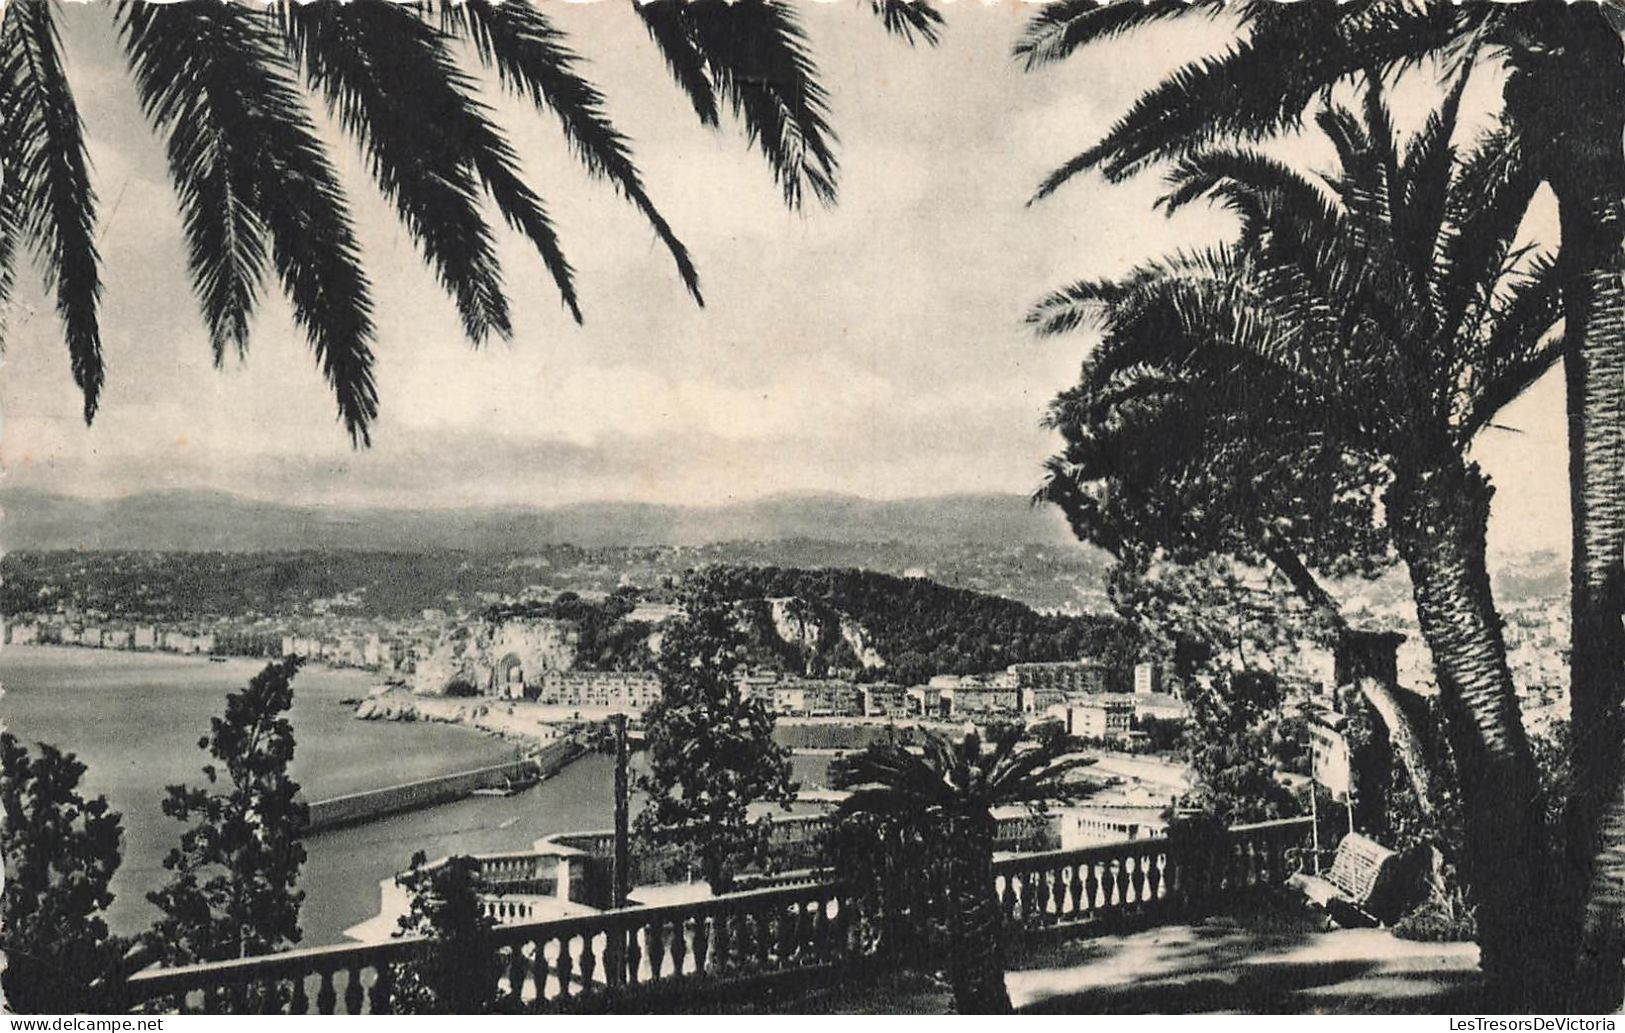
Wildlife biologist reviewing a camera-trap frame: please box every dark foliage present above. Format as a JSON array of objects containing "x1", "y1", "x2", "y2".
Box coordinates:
[
  {"x1": 830, "y1": 725, "x2": 1097, "y2": 1014},
  {"x1": 683, "y1": 564, "x2": 1141, "y2": 684},
  {"x1": 636, "y1": 593, "x2": 796, "y2": 893},
  {"x1": 146, "y1": 658, "x2": 309, "y2": 973},
  {"x1": 389, "y1": 853, "x2": 505, "y2": 1015},
  {"x1": 0, "y1": 732, "x2": 125, "y2": 1013}
]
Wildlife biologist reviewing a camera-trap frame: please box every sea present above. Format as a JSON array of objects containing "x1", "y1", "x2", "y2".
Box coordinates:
[{"x1": 0, "y1": 646, "x2": 832, "y2": 947}]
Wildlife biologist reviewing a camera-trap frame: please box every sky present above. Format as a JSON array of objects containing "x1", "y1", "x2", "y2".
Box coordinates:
[{"x1": 0, "y1": 1, "x2": 1570, "y2": 557}]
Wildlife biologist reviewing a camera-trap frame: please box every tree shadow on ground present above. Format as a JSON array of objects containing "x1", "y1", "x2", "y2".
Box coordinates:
[{"x1": 1010, "y1": 897, "x2": 1482, "y2": 1014}]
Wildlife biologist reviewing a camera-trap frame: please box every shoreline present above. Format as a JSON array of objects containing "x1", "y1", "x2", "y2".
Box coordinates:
[{"x1": 353, "y1": 689, "x2": 577, "y2": 754}]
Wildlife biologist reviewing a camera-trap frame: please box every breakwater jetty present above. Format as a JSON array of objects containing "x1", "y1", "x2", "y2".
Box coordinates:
[{"x1": 301, "y1": 737, "x2": 583, "y2": 835}]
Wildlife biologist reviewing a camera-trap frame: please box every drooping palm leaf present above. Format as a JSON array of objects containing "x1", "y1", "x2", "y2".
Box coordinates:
[
  {"x1": 1027, "y1": 1, "x2": 1472, "y2": 197},
  {"x1": 276, "y1": 1, "x2": 510, "y2": 347},
  {"x1": 635, "y1": 0, "x2": 838, "y2": 210},
  {"x1": 1013, "y1": 0, "x2": 1212, "y2": 72},
  {"x1": 282, "y1": 0, "x2": 513, "y2": 344},
  {"x1": 869, "y1": 0, "x2": 943, "y2": 48},
  {"x1": 0, "y1": 175, "x2": 18, "y2": 347},
  {"x1": 119, "y1": 1, "x2": 378, "y2": 443},
  {"x1": 445, "y1": 0, "x2": 702, "y2": 305},
  {"x1": 0, "y1": 0, "x2": 103, "y2": 421},
  {"x1": 635, "y1": 0, "x2": 720, "y2": 127}
]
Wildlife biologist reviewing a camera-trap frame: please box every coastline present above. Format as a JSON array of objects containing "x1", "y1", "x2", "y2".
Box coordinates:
[{"x1": 353, "y1": 688, "x2": 584, "y2": 754}]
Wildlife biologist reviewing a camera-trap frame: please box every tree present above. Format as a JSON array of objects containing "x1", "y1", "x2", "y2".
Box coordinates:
[
  {"x1": 636, "y1": 592, "x2": 796, "y2": 894},
  {"x1": 1016, "y1": 2, "x2": 1625, "y2": 1005},
  {"x1": 0, "y1": 0, "x2": 939, "y2": 443},
  {"x1": 1032, "y1": 82, "x2": 1571, "y2": 1006},
  {"x1": 830, "y1": 726, "x2": 1094, "y2": 1014},
  {"x1": 0, "y1": 732, "x2": 125, "y2": 1013},
  {"x1": 390, "y1": 853, "x2": 502, "y2": 1015},
  {"x1": 1112, "y1": 560, "x2": 1308, "y2": 825},
  {"x1": 147, "y1": 658, "x2": 310, "y2": 973}
]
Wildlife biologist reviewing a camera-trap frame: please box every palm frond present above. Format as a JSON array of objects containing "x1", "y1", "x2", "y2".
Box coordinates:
[
  {"x1": 463, "y1": 125, "x2": 582, "y2": 324},
  {"x1": 283, "y1": 0, "x2": 512, "y2": 343},
  {"x1": 1, "y1": 0, "x2": 103, "y2": 421},
  {"x1": 446, "y1": 1, "x2": 702, "y2": 304},
  {"x1": 640, "y1": 0, "x2": 838, "y2": 211},
  {"x1": 0, "y1": 174, "x2": 17, "y2": 350},
  {"x1": 870, "y1": 0, "x2": 943, "y2": 48},
  {"x1": 119, "y1": 2, "x2": 378, "y2": 444},
  {"x1": 1031, "y1": 3, "x2": 1466, "y2": 195},
  {"x1": 1396, "y1": 62, "x2": 1472, "y2": 284},
  {"x1": 1013, "y1": 0, "x2": 1205, "y2": 71},
  {"x1": 1434, "y1": 127, "x2": 1540, "y2": 342},
  {"x1": 1159, "y1": 147, "x2": 1342, "y2": 246},
  {"x1": 1460, "y1": 257, "x2": 1566, "y2": 441},
  {"x1": 634, "y1": 0, "x2": 719, "y2": 126}
]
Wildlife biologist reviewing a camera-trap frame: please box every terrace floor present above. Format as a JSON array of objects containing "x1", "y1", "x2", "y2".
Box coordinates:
[{"x1": 743, "y1": 897, "x2": 1483, "y2": 1014}]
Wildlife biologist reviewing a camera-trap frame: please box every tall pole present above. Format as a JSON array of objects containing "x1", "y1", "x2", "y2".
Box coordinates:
[{"x1": 612, "y1": 712, "x2": 631, "y2": 909}]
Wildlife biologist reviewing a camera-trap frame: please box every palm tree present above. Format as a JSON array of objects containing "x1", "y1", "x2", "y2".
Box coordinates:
[
  {"x1": 1016, "y1": 1, "x2": 1625, "y2": 1006},
  {"x1": 830, "y1": 725, "x2": 1094, "y2": 1014},
  {"x1": 1032, "y1": 82, "x2": 1570, "y2": 1008},
  {"x1": 0, "y1": 0, "x2": 940, "y2": 443}
]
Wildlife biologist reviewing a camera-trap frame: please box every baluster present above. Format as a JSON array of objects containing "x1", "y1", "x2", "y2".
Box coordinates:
[
  {"x1": 673, "y1": 917, "x2": 692, "y2": 977},
  {"x1": 1086, "y1": 860, "x2": 1101, "y2": 912},
  {"x1": 1146, "y1": 852, "x2": 1163, "y2": 904},
  {"x1": 813, "y1": 897, "x2": 832, "y2": 961},
  {"x1": 529, "y1": 937, "x2": 550, "y2": 1004},
  {"x1": 370, "y1": 964, "x2": 394, "y2": 1015},
  {"x1": 691, "y1": 915, "x2": 709, "y2": 977},
  {"x1": 556, "y1": 936, "x2": 575, "y2": 1001},
  {"x1": 1070, "y1": 864, "x2": 1085, "y2": 918},
  {"x1": 626, "y1": 922, "x2": 644, "y2": 986},
  {"x1": 1117, "y1": 856, "x2": 1132, "y2": 906},
  {"x1": 1033, "y1": 867, "x2": 1051, "y2": 922},
  {"x1": 1099, "y1": 861, "x2": 1116, "y2": 909},
  {"x1": 999, "y1": 873, "x2": 1017, "y2": 919},
  {"x1": 507, "y1": 942, "x2": 529, "y2": 1003},
  {"x1": 794, "y1": 899, "x2": 813, "y2": 961},
  {"x1": 1054, "y1": 865, "x2": 1070, "y2": 918},
  {"x1": 1129, "y1": 855, "x2": 1145, "y2": 904},
  {"x1": 777, "y1": 903, "x2": 797, "y2": 965},
  {"x1": 316, "y1": 969, "x2": 337, "y2": 1015},
  {"x1": 711, "y1": 911, "x2": 731, "y2": 975},
  {"x1": 256, "y1": 978, "x2": 282, "y2": 1014},
  {"x1": 578, "y1": 933, "x2": 598, "y2": 993},
  {"x1": 756, "y1": 908, "x2": 773, "y2": 968},
  {"x1": 344, "y1": 966, "x2": 365, "y2": 1015},
  {"x1": 647, "y1": 920, "x2": 667, "y2": 983}
]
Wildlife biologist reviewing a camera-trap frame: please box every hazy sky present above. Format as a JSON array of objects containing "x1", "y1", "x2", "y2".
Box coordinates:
[{"x1": 0, "y1": 2, "x2": 1568, "y2": 557}]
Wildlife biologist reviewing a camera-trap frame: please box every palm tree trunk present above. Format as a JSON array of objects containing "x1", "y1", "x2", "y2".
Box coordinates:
[
  {"x1": 1554, "y1": 109, "x2": 1625, "y2": 1018},
  {"x1": 945, "y1": 813, "x2": 1012, "y2": 1014},
  {"x1": 1387, "y1": 451, "x2": 1558, "y2": 1011},
  {"x1": 1519, "y1": 16, "x2": 1625, "y2": 1008}
]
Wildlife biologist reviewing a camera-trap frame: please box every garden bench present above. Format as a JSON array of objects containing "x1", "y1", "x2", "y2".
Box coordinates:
[{"x1": 1287, "y1": 832, "x2": 1401, "y2": 927}]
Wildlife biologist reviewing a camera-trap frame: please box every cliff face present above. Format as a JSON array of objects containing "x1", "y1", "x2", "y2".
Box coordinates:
[
  {"x1": 413, "y1": 618, "x2": 579, "y2": 695},
  {"x1": 763, "y1": 596, "x2": 885, "y2": 675},
  {"x1": 839, "y1": 616, "x2": 885, "y2": 670}
]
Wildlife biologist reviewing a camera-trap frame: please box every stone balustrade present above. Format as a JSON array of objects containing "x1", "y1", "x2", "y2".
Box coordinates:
[{"x1": 111, "y1": 816, "x2": 1312, "y2": 1015}]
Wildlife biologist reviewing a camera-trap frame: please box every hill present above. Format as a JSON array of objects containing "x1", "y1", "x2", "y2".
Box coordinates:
[
  {"x1": 683, "y1": 565, "x2": 1140, "y2": 685},
  {"x1": 0, "y1": 488, "x2": 1079, "y2": 552}
]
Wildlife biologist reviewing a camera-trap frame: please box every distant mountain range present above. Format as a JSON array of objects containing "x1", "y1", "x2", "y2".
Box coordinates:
[{"x1": 0, "y1": 488, "x2": 1081, "y2": 552}]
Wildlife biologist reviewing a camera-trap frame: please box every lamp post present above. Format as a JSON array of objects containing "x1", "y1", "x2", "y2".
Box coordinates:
[{"x1": 612, "y1": 712, "x2": 631, "y2": 909}]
